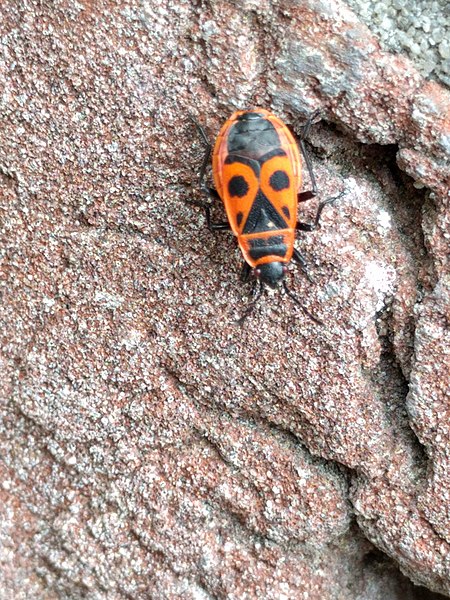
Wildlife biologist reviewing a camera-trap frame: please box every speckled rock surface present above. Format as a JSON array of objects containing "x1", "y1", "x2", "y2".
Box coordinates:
[
  {"x1": 0, "y1": 0, "x2": 449, "y2": 599},
  {"x1": 345, "y1": 0, "x2": 450, "y2": 86}
]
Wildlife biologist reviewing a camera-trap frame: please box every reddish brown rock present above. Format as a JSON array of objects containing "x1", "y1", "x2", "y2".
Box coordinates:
[{"x1": 0, "y1": 0, "x2": 449, "y2": 598}]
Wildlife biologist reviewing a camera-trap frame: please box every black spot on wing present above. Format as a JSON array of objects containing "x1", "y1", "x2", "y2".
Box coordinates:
[
  {"x1": 228, "y1": 175, "x2": 249, "y2": 198},
  {"x1": 282, "y1": 205, "x2": 290, "y2": 219},
  {"x1": 236, "y1": 211, "x2": 244, "y2": 226},
  {"x1": 270, "y1": 170, "x2": 290, "y2": 191}
]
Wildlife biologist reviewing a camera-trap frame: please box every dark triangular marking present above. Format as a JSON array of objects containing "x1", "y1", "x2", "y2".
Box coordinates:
[{"x1": 243, "y1": 191, "x2": 288, "y2": 234}]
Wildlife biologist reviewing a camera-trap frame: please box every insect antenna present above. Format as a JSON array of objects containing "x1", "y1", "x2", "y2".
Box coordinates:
[
  {"x1": 236, "y1": 281, "x2": 264, "y2": 326},
  {"x1": 282, "y1": 281, "x2": 323, "y2": 325}
]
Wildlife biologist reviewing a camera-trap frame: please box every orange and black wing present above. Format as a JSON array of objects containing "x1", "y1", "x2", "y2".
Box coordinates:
[
  {"x1": 212, "y1": 109, "x2": 303, "y2": 236},
  {"x1": 219, "y1": 155, "x2": 260, "y2": 235}
]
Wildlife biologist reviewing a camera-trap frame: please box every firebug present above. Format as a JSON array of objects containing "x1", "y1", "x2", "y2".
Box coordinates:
[{"x1": 191, "y1": 108, "x2": 341, "y2": 323}]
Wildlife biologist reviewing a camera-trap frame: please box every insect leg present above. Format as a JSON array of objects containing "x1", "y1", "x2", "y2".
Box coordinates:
[
  {"x1": 189, "y1": 114, "x2": 230, "y2": 232},
  {"x1": 189, "y1": 114, "x2": 215, "y2": 197},
  {"x1": 296, "y1": 192, "x2": 343, "y2": 232},
  {"x1": 282, "y1": 281, "x2": 323, "y2": 325},
  {"x1": 296, "y1": 108, "x2": 321, "y2": 200},
  {"x1": 300, "y1": 108, "x2": 322, "y2": 140},
  {"x1": 298, "y1": 139, "x2": 318, "y2": 199},
  {"x1": 240, "y1": 261, "x2": 252, "y2": 283},
  {"x1": 292, "y1": 248, "x2": 314, "y2": 283},
  {"x1": 236, "y1": 281, "x2": 264, "y2": 326},
  {"x1": 297, "y1": 189, "x2": 316, "y2": 203}
]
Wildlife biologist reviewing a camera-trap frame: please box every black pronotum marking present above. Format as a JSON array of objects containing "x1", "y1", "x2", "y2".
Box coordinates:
[
  {"x1": 228, "y1": 175, "x2": 249, "y2": 198},
  {"x1": 227, "y1": 114, "x2": 280, "y2": 154},
  {"x1": 269, "y1": 170, "x2": 290, "y2": 191},
  {"x1": 237, "y1": 112, "x2": 264, "y2": 121}
]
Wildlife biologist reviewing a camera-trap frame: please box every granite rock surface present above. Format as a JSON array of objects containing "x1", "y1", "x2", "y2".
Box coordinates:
[{"x1": 0, "y1": 0, "x2": 449, "y2": 598}]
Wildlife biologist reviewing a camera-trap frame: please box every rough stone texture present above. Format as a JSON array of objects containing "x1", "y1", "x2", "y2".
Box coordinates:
[
  {"x1": 0, "y1": 0, "x2": 449, "y2": 599},
  {"x1": 344, "y1": 0, "x2": 450, "y2": 87}
]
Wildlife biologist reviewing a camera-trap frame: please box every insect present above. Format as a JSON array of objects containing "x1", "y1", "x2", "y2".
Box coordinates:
[{"x1": 191, "y1": 108, "x2": 340, "y2": 323}]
